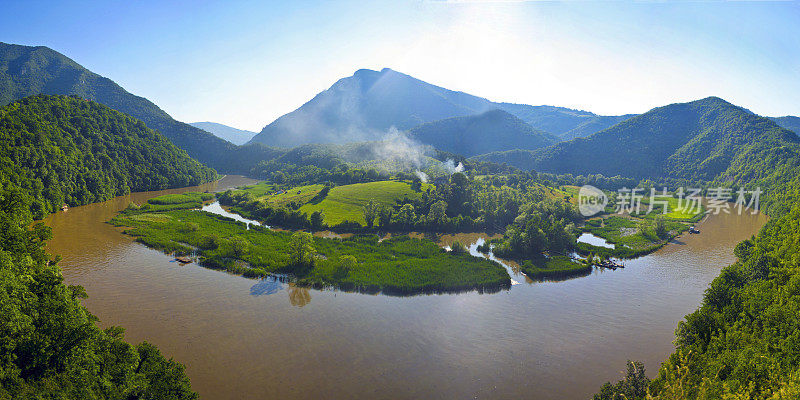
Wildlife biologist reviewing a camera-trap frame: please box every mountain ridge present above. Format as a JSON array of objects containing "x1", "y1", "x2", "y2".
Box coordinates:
[
  {"x1": 474, "y1": 96, "x2": 799, "y2": 181},
  {"x1": 248, "y1": 67, "x2": 635, "y2": 148}
]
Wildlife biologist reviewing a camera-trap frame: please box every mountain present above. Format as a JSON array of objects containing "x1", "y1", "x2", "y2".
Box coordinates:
[
  {"x1": 494, "y1": 103, "x2": 635, "y2": 139},
  {"x1": 0, "y1": 94, "x2": 216, "y2": 217},
  {"x1": 407, "y1": 109, "x2": 558, "y2": 157},
  {"x1": 249, "y1": 68, "x2": 495, "y2": 147},
  {"x1": 0, "y1": 42, "x2": 277, "y2": 173},
  {"x1": 189, "y1": 121, "x2": 257, "y2": 145},
  {"x1": 248, "y1": 68, "x2": 632, "y2": 148},
  {"x1": 771, "y1": 116, "x2": 800, "y2": 136},
  {"x1": 475, "y1": 97, "x2": 799, "y2": 181}
]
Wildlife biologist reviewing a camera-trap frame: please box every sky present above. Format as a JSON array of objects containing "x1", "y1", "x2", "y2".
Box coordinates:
[{"x1": 2, "y1": 0, "x2": 799, "y2": 131}]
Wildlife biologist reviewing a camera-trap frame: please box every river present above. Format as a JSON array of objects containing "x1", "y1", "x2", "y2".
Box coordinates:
[{"x1": 42, "y1": 176, "x2": 767, "y2": 400}]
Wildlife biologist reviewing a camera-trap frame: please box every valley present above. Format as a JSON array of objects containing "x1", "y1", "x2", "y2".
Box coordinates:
[{"x1": 2, "y1": 8, "x2": 800, "y2": 398}]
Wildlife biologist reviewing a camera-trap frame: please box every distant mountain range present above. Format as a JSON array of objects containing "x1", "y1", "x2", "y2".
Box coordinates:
[
  {"x1": 4, "y1": 42, "x2": 799, "y2": 174},
  {"x1": 189, "y1": 122, "x2": 257, "y2": 145},
  {"x1": 248, "y1": 68, "x2": 634, "y2": 148},
  {"x1": 475, "y1": 97, "x2": 799, "y2": 181}
]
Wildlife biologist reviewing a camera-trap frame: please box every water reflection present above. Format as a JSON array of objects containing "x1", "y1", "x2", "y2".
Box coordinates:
[
  {"x1": 288, "y1": 284, "x2": 312, "y2": 307},
  {"x1": 201, "y1": 201, "x2": 265, "y2": 229},
  {"x1": 249, "y1": 278, "x2": 284, "y2": 296},
  {"x1": 577, "y1": 232, "x2": 614, "y2": 248}
]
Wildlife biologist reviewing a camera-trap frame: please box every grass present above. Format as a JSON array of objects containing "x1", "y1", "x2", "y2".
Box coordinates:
[
  {"x1": 629, "y1": 196, "x2": 706, "y2": 222},
  {"x1": 111, "y1": 193, "x2": 511, "y2": 295},
  {"x1": 298, "y1": 181, "x2": 428, "y2": 225},
  {"x1": 520, "y1": 255, "x2": 592, "y2": 280},
  {"x1": 232, "y1": 180, "x2": 429, "y2": 226},
  {"x1": 579, "y1": 215, "x2": 689, "y2": 258}
]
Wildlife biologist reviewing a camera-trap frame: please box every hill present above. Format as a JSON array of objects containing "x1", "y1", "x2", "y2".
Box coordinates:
[
  {"x1": 495, "y1": 103, "x2": 634, "y2": 139},
  {"x1": 248, "y1": 68, "x2": 632, "y2": 147},
  {"x1": 189, "y1": 121, "x2": 257, "y2": 145},
  {"x1": 0, "y1": 95, "x2": 216, "y2": 218},
  {"x1": 771, "y1": 115, "x2": 800, "y2": 136},
  {"x1": 407, "y1": 109, "x2": 558, "y2": 157},
  {"x1": 0, "y1": 42, "x2": 277, "y2": 173},
  {"x1": 476, "y1": 97, "x2": 799, "y2": 181}
]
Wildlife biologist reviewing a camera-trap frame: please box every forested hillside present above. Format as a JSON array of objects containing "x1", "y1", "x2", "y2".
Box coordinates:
[
  {"x1": 0, "y1": 95, "x2": 216, "y2": 218},
  {"x1": 495, "y1": 102, "x2": 634, "y2": 139},
  {"x1": 596, "y1": 147, "x2": 800, "y2": 399},
  {"x1": 407, "y1": 109, "x2": 557, "y2": 157},
  {"x1": 477, "y1": 97, "x2": 799, "y2": 181},
  {"x1": 0, "y1": 42, "x2": 278, "y2": 173},
  {"x1": 772, "y1": 116, "x2": 800, "y2": 136},
  {"x1": 0, "y1": 185, "x2": 197, "y2": 398}
]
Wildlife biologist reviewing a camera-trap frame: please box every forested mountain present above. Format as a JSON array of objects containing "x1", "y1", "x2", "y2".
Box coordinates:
[
  {"x1": 189, "y1": 121, "x2": 257, "y2": 145},
  {"x1": 407, "y1": 109, "x2": 557, "y2": 157},
  {"x1": 476, "y1": 97, "x2": 799, "y2": 181},
  {"x1": 248, "y1": 67, "x2": 631, "y2": 148},
  {"x1": 772, "y1": 115, "x2": 800, "y2": 136},
  {"x1": 0, "y1": 42, "x2": 278, "y2": 173},
  {"x1": 494, "y1": 103, "x2": 634, "y2": 139},
  {"x1": 0, "y1": 95, "x2": 216, "y2": 218}
]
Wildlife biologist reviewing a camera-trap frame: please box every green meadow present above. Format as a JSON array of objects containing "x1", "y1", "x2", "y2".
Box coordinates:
[{"x1": 112, "y1": 193, "x2": 510, "y2": 295}]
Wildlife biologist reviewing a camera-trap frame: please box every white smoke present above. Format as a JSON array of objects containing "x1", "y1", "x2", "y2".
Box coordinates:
[
  {"x1": 415, "y1": 170, "x2": 429, "y2": 183},
  {"x1": 441, "y1": 159, "x2": 464, "y2": 175},
  {"x1": 367, "y1": 127, "x2": 431, "y2": 170}
]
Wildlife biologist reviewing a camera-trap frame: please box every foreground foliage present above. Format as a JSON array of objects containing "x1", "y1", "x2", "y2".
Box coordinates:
[{"x1": 0, "y1": 189, "x2": 196, "y2": 399}]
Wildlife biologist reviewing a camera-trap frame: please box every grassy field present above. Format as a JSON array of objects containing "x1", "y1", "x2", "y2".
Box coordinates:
[
  {"x1": 112, "y1": 193, "x2": 510, "y2": 295},
  {"x1": 232, "y1": 180, "x2": 429, "y2": 226},
  {"x1": 520, "y1": 255, "x2": 592, "y2": 280},
  {"x1": 299, "y1": 181, "x2": 428, "y2": 225},
  {"x1": 635, "y1": 196, "x2": 706, "y2": 221}
]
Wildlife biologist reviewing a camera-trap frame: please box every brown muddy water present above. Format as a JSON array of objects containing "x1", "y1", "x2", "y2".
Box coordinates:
[{"x1": 43, "y1": 176, "x2": 767, "y2": 400}]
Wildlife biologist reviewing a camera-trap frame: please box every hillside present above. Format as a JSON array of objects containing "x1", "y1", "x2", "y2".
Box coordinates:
[
  {"x1": 0, "y1": 95, "x2": 216, "y2": 218},
  {"x1": 189, "y1": 121, "x2": 257, "y2": 145},
  {"x1": 407, "y1": 109, "x2": 557, "y2": 157},
  {"x1": 476, "y1": 97, "x2": 799, "y2": 181},
  {"x1": 495, "y1": 103, "x2": 634, "y2": 139},
  {"x1": 772, "y1": 115, "x2": 800, "y2": 136},
  {"x1": 248, "y1": 68, "x2": 631, "y2": 148},
  {"x1": 0, "y1": 42, "x2": 277, "y2": 173}
]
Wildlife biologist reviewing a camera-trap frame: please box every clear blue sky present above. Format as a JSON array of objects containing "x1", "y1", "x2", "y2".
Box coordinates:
[{"x1": 2, "y1": 0, "x2": 799, "y2": 131}]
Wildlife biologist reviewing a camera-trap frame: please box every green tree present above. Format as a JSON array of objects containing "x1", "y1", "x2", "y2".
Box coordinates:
[
  {"x1": 288, "y1": 232, "x2": 316, "y2": 268},
  {"x1": 378, "y1": 205, "x2": 393, "y2": 229},
  {"x1": 396, "y1": 203, "x2": 416, "y2": 228},
  {"x1": 427, "y1": 200, "x2": 448, "y2": 227},
  {"x1": 229, "y1": 236, "x2": 250, "y2": 257},
  {"x1": 309, "y1": 210, "x2": 324, "y2": 230},
  {"x1": 363, "y1": 199, "x2": 379, "y2": 229}
]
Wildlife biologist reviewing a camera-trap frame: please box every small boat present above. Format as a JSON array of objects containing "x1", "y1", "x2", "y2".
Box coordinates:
[
  {"x1": 689, "y1": 226, "x2": 700, "y2": 234},
  {"x1": 61, "y1": 204, "x2": 69, "y2": 212},
  {"x1": 175, "y1": 256, "x2": 192, "y2": 264}
]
